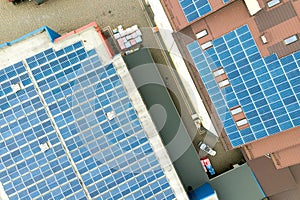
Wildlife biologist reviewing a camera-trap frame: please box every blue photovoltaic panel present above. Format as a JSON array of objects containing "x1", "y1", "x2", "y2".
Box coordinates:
[
  {"x1": 1, "y1": 41, "x2": 176, "y2": 199},
  {"x1": 223, "y1": 0, "x2": 231, "y2": 3},
  {"x1": 0, "y1": 62, "x2": 87, "y2": 200},
  {"x1": 179, "y1": 0, "x2": 212, "y2": 23},
  {"x1": 187, "y1": 25, "x2": 300, "y2": 147}
]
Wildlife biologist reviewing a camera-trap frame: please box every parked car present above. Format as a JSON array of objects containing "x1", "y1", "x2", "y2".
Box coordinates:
[
  {"x1": 200, "y1": 157, "x2": 216, "y2": 175},
  {"x1": 198, "y1": 141, "x2": 216, "y2": 156}
]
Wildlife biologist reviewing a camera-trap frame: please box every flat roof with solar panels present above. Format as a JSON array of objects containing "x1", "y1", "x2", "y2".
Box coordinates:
[
  {"x1": 187, "y1": 24, "x2": 300, "y2": 148},
  {"x1": 0, "y1": 22, "x2": 187, "y2": 200}
]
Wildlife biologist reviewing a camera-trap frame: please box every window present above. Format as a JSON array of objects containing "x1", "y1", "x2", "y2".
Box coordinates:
[
  {"x1": 213, "y1": 67, "x2": 230, "y2": 88},
  {"x1": 267, "y1": 0, "x2": 281, "y2": 8},
  {"x1": 218, "y1": 79, "x2": 230, "y2": 88},
  {"x1": 201, "y1": 41, "x2": 213, "y2": 50},
  {"x1": 230, "y1": 106, "x2": 249, "y2": 130},
  {"x1": 284, "y1": 35, "x2": 298, "y2": 45},
  {"x1": 230, "y1": 107, "x2": 242, "y2": 115},
  {"x1": 213, "y1": 68, "x2": 225, "y2": 77},
  {"x1": 236, "y1": 118, "x2": 248, "y2": 127},
  {"x1": 196, "y1": 30, "x2": 208, "y2": 39},
  {"x1": 0, "y1": 182, "x2": 9, "y2": 199}
]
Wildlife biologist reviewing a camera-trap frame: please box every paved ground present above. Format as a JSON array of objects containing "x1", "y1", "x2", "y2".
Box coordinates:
[
  {"x1": 1, "y1": 0, "x2": 245, "y2": 180},
  {"x1": 0, "y1": 0, "x2": 148, "y2": 43}
]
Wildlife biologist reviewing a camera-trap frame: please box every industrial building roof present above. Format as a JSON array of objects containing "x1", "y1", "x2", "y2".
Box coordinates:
[
  {"x1": 247, "y1": 156, "x2": 300, "y2": 198},
  {"x1": 209, "y1": 164, "x2": 265, "y2": 200},
  {"x1": 187, "y1": 24, "x2": 300, "y2": 147},
  {"x1": 0, "y1": 23, "x2": 187, "y2": 200}
]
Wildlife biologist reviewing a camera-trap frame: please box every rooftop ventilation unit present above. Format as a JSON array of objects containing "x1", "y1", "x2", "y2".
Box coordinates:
[
  {"x1": 39, "y1": 142, "x2": 51, "y2": 152},
  {"x1": 106, "y1": 111, "x2": 116, "y2": 120},
  {"x1": 11, "y1": 82, "x2": 23, "y2": 93}
]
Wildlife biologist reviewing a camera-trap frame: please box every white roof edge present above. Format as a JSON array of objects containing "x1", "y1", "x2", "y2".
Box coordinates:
[
  {"x1": 0, "y1": 26, "x2": 111, "y2": 71},
  {"x1": 0, "y1": 32, "x2": 52, "y2": 70},
  {"x1": 53, "y1": 26, "x2": 111, "y2": 64},
  {"x1": 113, "y1": 55, "x2": 189, "y2": 200},
  {"x1": 243, "y1": 0, "x2": 262, "y2": 16},
  {"x1": 0, "y1": 182, "x2": 9, "y2": 200},
  {"x1": 147, "y1": 0, "x2": 218, "y2": 136}
]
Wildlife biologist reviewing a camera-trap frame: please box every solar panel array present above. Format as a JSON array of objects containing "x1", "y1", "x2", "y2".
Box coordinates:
[
  {"x1": 187, "y1": 25, "x2": 300, "y2": 147},
  {"x1": 178, "y1": 0, "x2": 212, "y2": 23},
  {"x1": 0, "y1": 41, "x2": 176, "y2": 199}
]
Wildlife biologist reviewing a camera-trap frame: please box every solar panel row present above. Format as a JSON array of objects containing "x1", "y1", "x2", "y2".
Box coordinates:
[
  {"x1": 187, "y1": 25, "x2": 300, "y2": 147},
  {"x1": 0, "y1": 40, "x2": 176, "y2": 199},
  {"x1": 178, "y1": 0, "x2": 212, "y2": 22}
]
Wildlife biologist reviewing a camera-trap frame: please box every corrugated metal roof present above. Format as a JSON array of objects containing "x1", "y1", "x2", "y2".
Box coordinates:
[
  {"x1": 243, "y1": 127, "x2": 300, "y2": 160},
  {"x1": 254, "y1": 1, "x2": 297, "y2": 32},
  {"x1": 248, "y1": 156, "x2": 298, "y2": 196},
  {"x1": 268, "y1": 34, "x2": 300, "y2": 57},
  {"x1": 272, "y1": 145, "x2": 300, "y2": 169}
]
